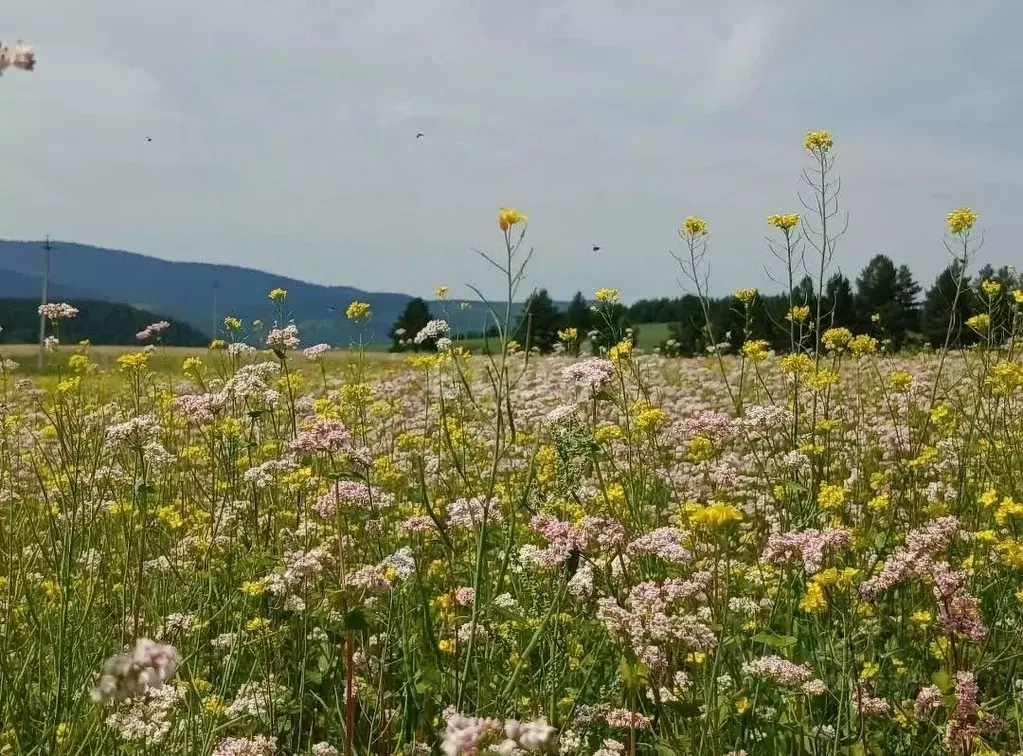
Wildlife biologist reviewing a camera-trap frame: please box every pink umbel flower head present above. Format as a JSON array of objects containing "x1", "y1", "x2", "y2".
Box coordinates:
[{"x1": 91, "y1": 639, "x2": 181, "y2": 702}]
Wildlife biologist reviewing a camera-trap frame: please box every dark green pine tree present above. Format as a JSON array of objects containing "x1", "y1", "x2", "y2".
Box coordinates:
[
  {"x1": 389, "y1": 297, "x2": 432, "y2": 352},
  {"x1": 822, "y1": 273, "x2": 856, "y2": 329},
  {"x1": 517, "y1": 289, "x2": 563, "y2": 353},
  {"x1": 563, "y1": 291, "x2": 592, "y2": 333},
  {"x1": 855, "y1": 254, "x2": 908, "y2": 346},
  {"x1": 894, "y1": 264, "x2": 923, "y2": 345},
  {"x1": 922, "y1": 262, "x2": 978, "y2": 348}
]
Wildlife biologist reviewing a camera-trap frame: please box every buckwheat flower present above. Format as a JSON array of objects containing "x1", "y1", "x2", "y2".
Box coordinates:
[
  {"x1": 914, "y1": 685, "x2": 942, "y2": 720},
  {"x1": 312, "y1": 744, "x2": 339, "y2": 756},
  {"x1": 627, "y1": 527, "x2": 691, "y2": 564},
  {"x1": 399, "y1": 514, "x2": 436, "y2": 534},
  {"x1": 455, "y1": 587, "x2": 475, "y2": 606},
  {"x1": 313, "y1": 480, "x2": 373, "y2": 517},
  {"x1": 266, "y1": 323, "x2": 300, "y2": 351},
  {"x1": 38, "y1": 302, "x2": 79, "y2": 320},
  {"x1": 104, "y1": 684, "x2": 185, "y2": 744},
  {"x1": 303, "y1": 343, "x2": 331, "y2": 361},
  {"x1": 436, "y1": 336, "x2": 453, "y2": 352},
  {"x1": 91, "y1": 639, "x2": 182, "y2": 702},
  {"x1": 593, "y1": 739, "x2": 625, "y2": 756},
  {"x1": 414, "y1": 319, "x2": 449, "y2": 344},
  {"x1": 762, "y1": 528, "x2": 852, "y2": 574},
  {"x1": 945, "y1": 672, "x2": 980, "y2": 754},
  {"x1": 290, "y1": 418, "x2": 353, "y2": 455},
  {"x1": 212, "y1": 735, "x2": 278, "y2": 756},
  {"x1": 860, "y1": 516, "x2": 960, "y2": 599},
  {"x1": 606, "y1": 709, "x2": 651, "y2": 729},
  {"x1": 562, "y1": 358, "x2": 615, "y2": 392},
  {"x1": 741, "y1": 655, "x2": 814, "y2": 687},
  {"x1": 447, "y1": 497, "x2": 501, "y2": 529},
  {"x1": 567, "y1": 564, "x2": 594, "y2": 599},
  {"x1": 440, "y1": 708, "x2": 504, "y2": 756}
]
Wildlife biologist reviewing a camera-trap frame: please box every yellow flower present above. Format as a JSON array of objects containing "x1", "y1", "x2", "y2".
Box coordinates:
[
  {"x1": 634, "y1": 406, "x2": 669, "y2": 435},
  {"x1": 209, "y1": 339, "x2": 227, "y2": 350},
  {"x1": 966, "y1": 313, "x2": 990, "y2": 333},
  {"x1": 734, "y1": 288, "x2": 758, "y2": 304},
  {"x1": 860, "y1": 661, "x2": 879, "y2": 680},
  {"x1": 203, "y1": 695, "x2": 227, "y2": 715},
  {"x1": 740, "y1": 340, "x2": 770, "y2": 363},
  {"x1": 116, "y1": 351, "x2": 150, "y2": 372},
  {"x1": 686, "y1": 437, "x2": 714, "y2": 462},
  {"x1": 821, "y1": 327, "x2": 853, "y2": 351},
  {"x1": 981, "y1": 279, "x2": 1002, "y2": 297},
  {"x1": 849, "y1": 334, "x2": 878, "y2": 356},
  {"x1": 246, "y1": 617, "x2": 271, "y2": 633},
  {"x1": 780, "y1": 353, "x2": 813, "y2": 376},
  {"x1": 804, "y1": 130, "x2": 833, "y2": 153},
  {"x1": 435, "y1": 285, "x2": 449, "y2": 299},
  {"x1": 691, "y1": 502, "x2": 743, "y2": 528},
  {"x1": 946, "y1": 207, "x2": 977, "y2": 235},
  {"x1": 608, "y1": 338, "x2": 633, "y2": 366},
  {"x1": 67, "y1": 354, "x2": 89, "y2": 373},
  {"x1": 766, "y1": 213, "x2": 800, "y2": 231},
  {"x1": 870, "y1": 312, "x2": 881, "y2": 323},
  {"x1": 268, "y1": 288, "x2": 288, "y2": 301},
  {"x1": 223, "y1": 316, "x2": 242, "y2": 330},
  {"x1": 867, "y1": 492, "x2": 890, "y2": 512},
  {"x1": 786, "y1": 305, "x2": 811, "y2": 324},
  {"x1": 818, "y1": 484, "x2": 846, "y2": 511},
  {"x1": 681, "y1": 216, "x2": 709, "y2": 237},
  {"x1": 241, "y1": 580, "x2": 266, "y2": 596},
  {"x1": 438, "y1": 639, "x2": 456, "y2": 654},
  {"x1": 800, "y1": 581, "x2": 827, "y2": 613},
  {"x1": 735, "y1": 696, "x2": 751, "y2": 714},
  {"x1": 1012, "y1": 289, "x2": 1023, "y2": 304},
  {"x1": 557, "y1": 327, "x2": 579, "y2": 342},
  {"x1": 888, "y1": 370, "x2": 913, "y2": 393},
  {"x1": 807, "y1": 369, "x2": 838, "y2": 391},
  {"x1": 498, "y1": 206, "x2": 527, "y2": 230},
  {"x1": 346, "y1": 301, "x2": 372, "y2": 321},
  {"x1": 594, "y1": 287, "x2": 620, "y2": 304},
  {"x1": 911, "y1": 611, "x2": 932, "y2": 626}
]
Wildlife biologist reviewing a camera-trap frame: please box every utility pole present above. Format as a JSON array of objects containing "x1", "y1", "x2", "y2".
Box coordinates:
[
  {"x1": 212, "y1": 281, "x2": 218, "y2": 341},
  {"x1": 37, "y1": 236, "x2": 51, "y2": 369}
]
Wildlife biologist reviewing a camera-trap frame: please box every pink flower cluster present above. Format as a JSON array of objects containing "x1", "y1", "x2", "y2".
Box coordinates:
[
  {"x1": 860, "y1": 516, "x2": 960, "y2": 599},
  {"x1": 212, "y1": 736, "x2": 278, "y2": 756},
  {"x1": 606, "y1": 709, "x2": 652, "y2": 729},
  {"x1": 529, "y1": 514, "x2": 586, "y2": 568},
  {"x1": 303, "y1": 343, "x2": 331, "y2": 361},
  {"x1": 741, "y1": 655, "x2": 825, "y2": 694},
  {"x1": 562, "y1": 358, "x2": 616, "y2": 392},
  {"x1": 91, "y1": 639, "x2": 182, "y2": 702},
  {"x1": 447, "y1": 497, "x2": 501, "y2": 529},
  {"x1": 313, "y1": 480, "x2": 374, "y2": 518},
  {"x1": 290, "y1": 419, "x2": 353, "y2": 455},
  {"x1": 914, "y1": 685, "x2": 941, "y2": 720},
  {"x1": 38, "y1": 302, "x2": 79, "y2": 320},
  {"x1": 762, "y1": 528, "x2": 852, "y2": 574},
  {"x1": 627, "y1": 527, "x2": 691, "y2": 564},
  {"x1": 440, "y1": 708, "x2": 555, "y2": 756},
  {"x1": 597, "y1": 574, "x2": 715, "y2": 668},
  {"x1": 266, "y1": 323, "x2": 300, "y2": 351},
  {"x1": 137, "y1": 321, "x2": 170, "y2": 342},
  {"x1": 931, "y1": 563, "x2": 988, "y2": 642}
]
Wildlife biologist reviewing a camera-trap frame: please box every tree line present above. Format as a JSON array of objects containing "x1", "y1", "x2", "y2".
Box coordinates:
[{"x1": 386, "y1": 255, "x2": 1018, "y2": 355}]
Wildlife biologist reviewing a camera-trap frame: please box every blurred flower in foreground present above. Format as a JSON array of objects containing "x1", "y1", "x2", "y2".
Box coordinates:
[
  {"x1": 681, "y1": 216, "x2": 708, "y2": 237},
  {"x1": 0, "y1": 40, "x2": 35, "y2": 75},
  {"x1": 91, "y1": 639, "x2": 181, "y2": 702},
  {"x1": 804, "y1": 130, "x2": 833, "y2": 153}
]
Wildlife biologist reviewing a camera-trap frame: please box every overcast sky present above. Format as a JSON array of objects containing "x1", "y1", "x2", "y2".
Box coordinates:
[{"x1": 2, "y1": 1, "x2": 1021, "y2": 301}]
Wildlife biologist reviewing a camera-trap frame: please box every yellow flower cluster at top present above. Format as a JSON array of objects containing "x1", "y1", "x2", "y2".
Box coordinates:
[
  {"x1": 498, "y1": 207, "x2": 527, "y2": 231},
  {"x1": 557, "y1": 327, "x2": 578, "y2": 342},
  {"x1": 804, "y1": 130, "x2": 833, "y2": 153},
  {"x1": 734, "y1": 288, "x2": 758, "y2": 305},
  {"x1": 268, "y1": 288, "x2": 287, "y2": 301},
  {"x1": 681, "y1": 216, "x2": 709, "y2": 237},
  {"x1": 594, "y1": 288, "x2": 620, "y2": 304},
  {"x1": 766, "y1": 213, "x2": 800, "y2": 231},
  {"x1": 947, "y1": 207, "x2": 978, "y2": 235},
  {"x1": 346, "y1": 301, "x2": 372, "y2": 321}
]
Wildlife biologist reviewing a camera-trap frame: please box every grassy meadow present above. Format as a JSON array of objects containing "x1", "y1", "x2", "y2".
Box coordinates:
[{"x1": 2, "y1": 134, "x2": 1023, "y2": 756}]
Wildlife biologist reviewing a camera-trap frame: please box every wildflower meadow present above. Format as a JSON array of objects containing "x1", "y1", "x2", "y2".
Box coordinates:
[{"x1": 3, "y1": 131, "x2": 1023, "y2": 756}]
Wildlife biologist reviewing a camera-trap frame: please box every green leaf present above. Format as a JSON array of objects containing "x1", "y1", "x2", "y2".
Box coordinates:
[
  {"x1": 931, "y1": 669, "x2": 951, "y2": 693},
  {"x1": 750, "y1": 632, "x2": 798, "y2": 648}
]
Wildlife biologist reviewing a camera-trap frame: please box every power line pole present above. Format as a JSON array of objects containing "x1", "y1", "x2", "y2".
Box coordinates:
[
  {"x1": 212, "y1": 281, "x2": 219, "y2": 341},
  {"x1": 37, "y1": 236, "x2": 51, "y2": 370}
]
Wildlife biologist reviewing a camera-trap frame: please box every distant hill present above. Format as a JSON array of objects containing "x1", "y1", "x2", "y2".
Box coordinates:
[
  {"x1": 0, "y1": 298, "x2": 208, "y2": 346},
  {"x1": 0, "y1": 240, "x2": 536, "y2": 344}
]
